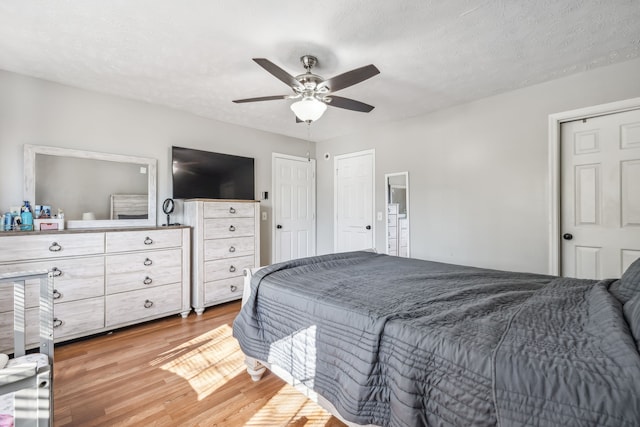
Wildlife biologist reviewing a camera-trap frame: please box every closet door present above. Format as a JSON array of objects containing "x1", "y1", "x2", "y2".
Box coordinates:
[
  {"x1": 561, "y1": 108, "x2": 640, "y2": 278},
  {"x1": 334, "y1": 150, "x2": 375, "y2": 253}
]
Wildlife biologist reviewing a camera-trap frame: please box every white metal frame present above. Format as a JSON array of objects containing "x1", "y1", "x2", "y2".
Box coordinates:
[
  {"x1": 271, "y1": 153, "x2": 317, "y2": 264},
  {"x1": 0, "y1": 270, "x2": 54, "y2": 427},
  {"x1": 333, "y1": 149, "x2": 376, "y2": 253},
  {"x1": 547, "y1": 96, "x2": 640, "y2": 275}
]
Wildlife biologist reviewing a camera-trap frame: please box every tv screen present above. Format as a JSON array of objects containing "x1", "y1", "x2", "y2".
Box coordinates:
[{"x1": 171, "y1": 146, "x2": 255, "y2": 200}]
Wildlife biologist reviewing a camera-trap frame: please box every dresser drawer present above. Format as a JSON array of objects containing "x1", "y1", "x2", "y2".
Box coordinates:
[
  {"x1": 203, "y1": 218, "x2": 254, "y2": 239},
  {"x1": 105, "y1": 283, "x2": 182, "y2": 327},
  {"x1": 204, "y1": 277, "x2": 244, "y2": 305},
  {"x1": 0, "y1": 308, "x2": 39, "y2": 353},
  {"x1": 203, "y1": 202, "x2": 256, "y2": 218},
  {"x1": 0, "y1": 257, "x2": 104, "y2": 312},
  {"x1": 0, "y1": 297, "x2": 104, "y2": 348},
  {"x1": 0, "y1": 233, "x2": 104, "y2": 263},
  {"x1": 0, "y1": 281, "x2": 40, "y2": 312},
  {"x1": 105, "y1": 248, "x2": 182, "y2": 294},
  {"x1": 204, "y1": 255, "x2": 255, "y2": 282},
  {"x1": 388, "y1": 227, "x2": 397, "y2": 238},
  {"x1": 53, "y1": 297, "x2": 104, "y2": 340},
  {"x1": 204, "y1": 236, "x2": 255, "y2": 260},
  {"x1": 106, "y1": 228, "x2": 183, "y2": 253}
]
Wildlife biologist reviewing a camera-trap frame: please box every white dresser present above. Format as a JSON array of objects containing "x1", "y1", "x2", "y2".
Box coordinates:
[
  {"x1": 398, "y1": 217, "x2": 409, "y2": 257},
  {"x1": 183, "y1": 199, "x2": 260, "y2": 314},
  {"x1": 387, "y1": 203, "x2": 408, "y2": 257},
  {"x1": 0, "y1": 226, "x2": 190, "y2": 353},
  {"x1": 387, "y1": 203, "x2": 399, "y2": 256}
]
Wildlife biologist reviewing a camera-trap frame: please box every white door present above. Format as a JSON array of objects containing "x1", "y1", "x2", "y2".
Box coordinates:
[
  {"x1": 561, "y1": 108, "x2": 640, "y2": 279},
  {"x1": 273, "y1": 154, "x2": 316, "y2": 263},
  {"x1": 334, "y1": 150, "x2": 375, "y2": 252}
]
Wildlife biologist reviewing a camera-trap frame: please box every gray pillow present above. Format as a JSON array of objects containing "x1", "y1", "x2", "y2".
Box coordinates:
[{"x1": 612, "y1": 257, "x2": 640, "y2": 304}]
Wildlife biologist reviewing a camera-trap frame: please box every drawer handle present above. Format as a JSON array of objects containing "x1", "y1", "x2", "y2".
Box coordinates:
[
  {"x1": 229, "y1": 207, "x2": 236, "y2": 214},
  {"x1": 230, "y1": 285, "x2": 238, "y2": 292},
  {"x1": 49, "y1": 242, "x2": 62, "y2": 252},
  {"x1": 229, "y1": 265, "x2": 236, "y2": 273},
  {"x1": 51, "y1": 267, "x2": 63, "y2": 277},
  {"x1": 144, "y1": 299, "x2": 154, "y2": 308},
  {"x1": 53, "y1": 318, "x2": 64, "y2": 328},
  {"x1": 229, "y1": 225, "x2": 236, "y2": 232},
  {"x1": 144, "y1": 237, "x2": 153, "y2": 245},
  {"x1": 143, "y1": 276, "x2": 153, "y2": 285},
  {"x1": 143, "y1": 258, "x2": 153, "y2": 266},
  {"x1": 53, "y1": 289, "x2": 62, "y2": 300},
  {"x1": 229, "y1": 246, "x2": 236, "y2": 253}
]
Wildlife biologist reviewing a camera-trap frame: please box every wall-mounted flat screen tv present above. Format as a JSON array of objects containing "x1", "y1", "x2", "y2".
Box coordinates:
[{"x1": 171, "y1": 146, "x2": 255, "y2": 200}]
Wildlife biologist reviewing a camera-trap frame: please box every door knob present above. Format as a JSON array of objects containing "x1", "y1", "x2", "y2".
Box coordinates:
[
  {"x1": 276, "y1": 224, "x2": 282, "y2": 229},
  {"x1": 563, "y1": 233, "x2": 573, "y2": 240},
  {"x1": 366, "y1": 225, "x2": 372, "y2": 230}
]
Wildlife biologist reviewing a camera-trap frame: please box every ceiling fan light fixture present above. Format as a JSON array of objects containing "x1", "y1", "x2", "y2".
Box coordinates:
[{"x1": 290, "y1": 97, "x2": 327, "y2": 122}]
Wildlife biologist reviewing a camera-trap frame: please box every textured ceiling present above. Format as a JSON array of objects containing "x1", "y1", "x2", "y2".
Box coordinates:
[{"x1": 0, "y1": 1, "x2": 639, "y2": 142}]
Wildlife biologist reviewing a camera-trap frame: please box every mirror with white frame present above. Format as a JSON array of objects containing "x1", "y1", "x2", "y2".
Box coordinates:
[
  {"x1": 385, "y1": 172, "x2": 410, "y2": 257},
  {"x1": 24, "y1": 144, "x2": 157, "y2": 229}
]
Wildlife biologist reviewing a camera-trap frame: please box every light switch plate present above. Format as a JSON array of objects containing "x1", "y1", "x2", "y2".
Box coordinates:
[
  {"x1": 377, "y1": 212, "x2": 383, "y2": 221},
  {"x1": 261, "y1": 211, "x2": 267, "y2": 221}
]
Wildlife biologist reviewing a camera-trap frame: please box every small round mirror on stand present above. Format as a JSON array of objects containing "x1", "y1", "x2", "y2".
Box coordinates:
[{"x1": 162, "y1": 198, "x2": 175, "y2": 226}]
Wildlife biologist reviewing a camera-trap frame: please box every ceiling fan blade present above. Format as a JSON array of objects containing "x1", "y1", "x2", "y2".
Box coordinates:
[
  {"x1": 327, "y1": 96, "x2": 375, "y2": 113},
  {"x1": 253, "y1": 58, "x2": 304, "y2": 90},
  {"x1": 232, "y1": 95, "x2": 290, "y2": 103},
  {"x1": 319, "y1": 64, "x2": 380, "y2": 93}
]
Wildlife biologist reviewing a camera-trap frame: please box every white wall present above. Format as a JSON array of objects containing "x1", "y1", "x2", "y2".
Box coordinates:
[
  {"x1": 4, "y1": 57, "x2": 640, "y2": 274},
  {"x1": 316, "y1": 58, "x2": 640, "y2": 274},
  {"x1": 0, "y1": 70, "x2": 310, "y2": 265}
]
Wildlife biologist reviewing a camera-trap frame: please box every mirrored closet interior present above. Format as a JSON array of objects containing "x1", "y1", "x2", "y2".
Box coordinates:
[{"x1": 385, "y1": 172, "x2": 409, "y2": 257}]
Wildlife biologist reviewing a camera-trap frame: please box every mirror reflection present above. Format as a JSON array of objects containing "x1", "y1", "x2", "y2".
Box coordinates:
[
  {"x1": 36, "y1": 155, "x2": 148, "y2": 221},
  {"x1": 385, "y1": 172, "x2": 410, "y2": 257},
  {"x1": 24, "y1": 145, "x2": 157, "y2": 229}
]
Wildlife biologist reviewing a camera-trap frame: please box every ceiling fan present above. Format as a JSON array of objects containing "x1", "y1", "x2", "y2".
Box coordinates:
[{"x1": 232, "y1": 55, "x2": 380, "y2": 123}]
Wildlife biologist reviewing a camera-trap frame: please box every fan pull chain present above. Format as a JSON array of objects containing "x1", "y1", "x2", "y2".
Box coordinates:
[{"x1": 307, "y1": 122, "x2": 312, "y2": 162}]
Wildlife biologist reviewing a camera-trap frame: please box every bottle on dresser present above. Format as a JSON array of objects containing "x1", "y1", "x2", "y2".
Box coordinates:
[
  {"x1": 2, "y1": 206, "x2": 23, "y2": 231},
  {"x1": 20, "y1": 201, "x2": 33, "y2": 231},
  {"x1": 1, "y1": 212, "x2": 10, "y2": 231}
]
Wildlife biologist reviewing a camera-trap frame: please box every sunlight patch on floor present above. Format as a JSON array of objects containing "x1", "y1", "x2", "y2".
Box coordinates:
[
  {"x1": 245, "y1": 384, "x2": 334, "y2": 427},
  {"x1": 154, "y1": 324, "x2": 245, "y2": 400}
]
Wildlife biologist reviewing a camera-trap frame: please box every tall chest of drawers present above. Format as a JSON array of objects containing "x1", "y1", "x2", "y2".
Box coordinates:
[
  {"x1": 0, "y1": 226, "x2": 190, "y2": 353},
  {"x1": 387, "y1": 203, "x2": 399, "y2": 256},
  {"x1": 183, "y1": 199, "x2": 260, "y2": 314}
]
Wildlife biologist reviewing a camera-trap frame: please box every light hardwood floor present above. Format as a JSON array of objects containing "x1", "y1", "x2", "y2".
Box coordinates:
[{"x1": 53, "y1": 301, "x2": 347, "y2": 427}]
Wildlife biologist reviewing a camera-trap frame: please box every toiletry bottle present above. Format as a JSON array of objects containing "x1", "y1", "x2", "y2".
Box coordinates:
[
  {"x1": 21, "y1": 204, "x2": 33, "y2": 231},
  {"x1": 13, "y1": 215, "x2": 21, "y2": 231},
  {"x1": 4, "y1": 209, "x2": 14, "y2": 230}
]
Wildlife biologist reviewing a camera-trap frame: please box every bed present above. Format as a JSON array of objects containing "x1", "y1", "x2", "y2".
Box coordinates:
[
  {"x1": 233, "y1": 251, "x2": 640, "y2": 427},
  {"x1": 109, "y1": 194, "x2": 148, "y2": 220}
]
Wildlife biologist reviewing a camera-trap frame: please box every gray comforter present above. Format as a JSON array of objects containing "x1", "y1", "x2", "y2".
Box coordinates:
[{"x1": 233, "y1": 251, "x2": 640, "y2": 426}]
